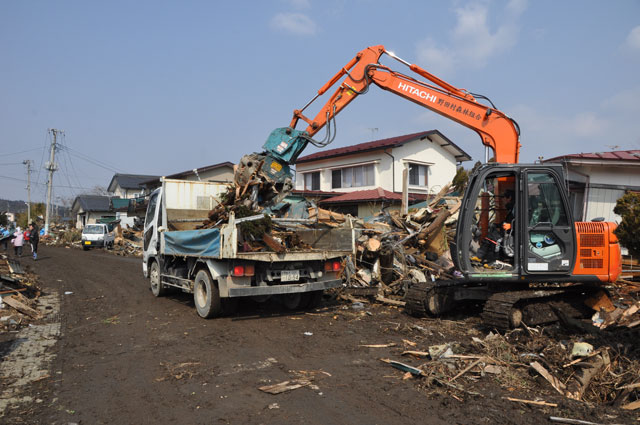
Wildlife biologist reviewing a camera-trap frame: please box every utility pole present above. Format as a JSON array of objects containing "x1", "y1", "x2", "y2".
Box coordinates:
[
  {"x1": 45, "y1": 129, "x2": 62, "y2": 235},
  {"x1": 22, "y1": 160, "x2": 32, "y2": 224}
]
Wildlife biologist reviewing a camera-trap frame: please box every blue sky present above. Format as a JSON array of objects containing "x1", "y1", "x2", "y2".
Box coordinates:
[{"x1": 1, "y1": 0, "x2": 639, "y2": 203}]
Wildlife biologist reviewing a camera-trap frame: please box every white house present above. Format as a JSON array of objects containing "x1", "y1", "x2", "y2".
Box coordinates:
[
  {"x1": 294, "y1": 130, "x2": 471, "y2": 216},
  {"x1": 543, "y1": 150, "x2": 640, "y2": 223}
]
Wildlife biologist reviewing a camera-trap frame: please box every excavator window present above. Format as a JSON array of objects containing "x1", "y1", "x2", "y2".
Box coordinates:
[
  {"x1": 469, "y1": 171, "x2": 517, "y2": 271},
  {"x1": 525, "y1": 171, "x2": 573, "y2": 272}
]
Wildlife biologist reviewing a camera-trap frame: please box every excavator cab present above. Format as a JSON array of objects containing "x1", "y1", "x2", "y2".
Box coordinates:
[{"x1": 454, "y1": 163, "x2": 576, "y2": 280}]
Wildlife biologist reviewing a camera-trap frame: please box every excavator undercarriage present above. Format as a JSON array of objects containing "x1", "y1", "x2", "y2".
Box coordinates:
[{"x1": 404, "y1": 280, "x2": 600, "y2": 331}]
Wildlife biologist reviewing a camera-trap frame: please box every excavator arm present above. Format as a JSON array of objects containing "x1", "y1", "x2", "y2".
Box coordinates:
[{"x1": 264, "y1": 45, "x2": 520, "y2": 165}]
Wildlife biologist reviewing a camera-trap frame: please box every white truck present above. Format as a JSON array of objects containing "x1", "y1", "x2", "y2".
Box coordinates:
[
  {"x1": 81, "y1": 223, "x2": 115, "y2": 251},
  {"x1": 142, "y1": 178, "x2": 355, "y2": 318}
]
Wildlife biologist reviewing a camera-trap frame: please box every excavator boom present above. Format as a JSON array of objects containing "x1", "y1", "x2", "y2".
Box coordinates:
[{"x1": 266, "y1": 45, "x2": 520, "y2": 165}]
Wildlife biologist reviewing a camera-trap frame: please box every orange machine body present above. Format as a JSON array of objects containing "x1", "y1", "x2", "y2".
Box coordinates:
[{"x1": 572, "y1": 221, "x2": 622, "y2": 283}]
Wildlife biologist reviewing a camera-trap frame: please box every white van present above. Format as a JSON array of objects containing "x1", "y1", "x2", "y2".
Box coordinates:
[{"x1": 81, "y1": 224, "x2": 115, "y2": 251}]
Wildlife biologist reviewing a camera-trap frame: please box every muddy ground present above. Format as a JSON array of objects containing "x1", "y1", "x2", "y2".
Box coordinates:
[{"x1": 0, "y1": 245, "x2": 638, "y2": 424}]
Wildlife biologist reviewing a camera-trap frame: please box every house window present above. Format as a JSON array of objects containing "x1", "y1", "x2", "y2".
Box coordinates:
[
  {"x1": 408, "y1": 163, "x2": 428, "y2": 186},
  {"x1": 332, "y1": 164, "x2": 375, "y2": 188},
  {"x1": 304, "y1": 171, "x2": 320, "y2": 191}
]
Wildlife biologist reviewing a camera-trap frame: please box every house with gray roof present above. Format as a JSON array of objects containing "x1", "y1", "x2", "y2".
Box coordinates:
[
  {"x1": 71, "y1": 195, "x2": 115, "y2": 228},
  {"x1": 107, "y1": 174, "x2": 160, "y2": 199},
  {"x1": 543, "y1": 150, "x2": 640, "y2": 225}
]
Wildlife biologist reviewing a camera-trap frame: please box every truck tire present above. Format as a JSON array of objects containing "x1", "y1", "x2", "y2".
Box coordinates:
[
  {"x1": 280, "y1": 293, "x2": 303, "y2": 310},
  {"x1": 303, "y1": 290, "x2": 323, "y2": 309},
  {"x1": 194, "y1": 269, "x2": 222, "y2": 319},
  {"x1": 150, "y1": 261, "x2": 166, "y2": 297}
]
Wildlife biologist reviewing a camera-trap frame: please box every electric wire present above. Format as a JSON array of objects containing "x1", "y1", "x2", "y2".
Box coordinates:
[
  {"x1": 0, "y1": 147, "x2": 43, "y2": 156},
  {"x1": 62, "y1": 146, "x2": 123, "y2": 173}
]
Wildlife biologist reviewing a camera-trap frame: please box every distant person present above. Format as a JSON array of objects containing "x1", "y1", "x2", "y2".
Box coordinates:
[
  {"x1": 29, "y1": 222, "x2": 39, "y2": 260},
  {"x1": 0, "y1": 226, "x2": 10, "y2": 252},
  {"x1": 11, "y1": 226, "x2": 24, "y2": 257},
  {"x1": 23, "y1": 227, "x2": 31, "y2": 253}
]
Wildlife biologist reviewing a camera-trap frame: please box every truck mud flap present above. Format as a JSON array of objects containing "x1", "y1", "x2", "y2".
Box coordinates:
[{"x1": 227, "y1": 279, "x2": 341, "y2": 297}]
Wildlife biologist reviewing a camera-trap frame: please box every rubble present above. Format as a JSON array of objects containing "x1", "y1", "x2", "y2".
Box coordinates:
[{"x1": 0, "y1": 255, "x2": 42, "y2": 332}]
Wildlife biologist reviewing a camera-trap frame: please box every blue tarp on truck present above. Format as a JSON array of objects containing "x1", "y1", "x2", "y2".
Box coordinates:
[{"x1": 163, "y1": 228, "x2": 221, "y2": 258}]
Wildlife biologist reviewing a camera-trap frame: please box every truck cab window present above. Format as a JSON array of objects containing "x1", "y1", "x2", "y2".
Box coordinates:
[{"x1": 145, "y1": 193, "x2": 158, "y2": 226}]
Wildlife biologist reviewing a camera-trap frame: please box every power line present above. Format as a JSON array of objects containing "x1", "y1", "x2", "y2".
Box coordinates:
[
  {"x1": 61, "y1": 145, "x2": 123, "y2": 173},
  {"x1": 0, "y1": 175, "x2": 92, "y2": 190},
  {"x1": 0, "y1": 147, "x2": 44, "y2": 156}
]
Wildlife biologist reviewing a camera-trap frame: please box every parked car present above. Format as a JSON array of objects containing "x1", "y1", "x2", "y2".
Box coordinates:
[{"x1": 81, "y1": 224, "x2": 115, "y2": 251}]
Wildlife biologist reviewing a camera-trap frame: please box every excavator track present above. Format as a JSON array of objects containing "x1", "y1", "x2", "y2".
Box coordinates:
[
  {"x1": 404, "y1": 281, "x2": 434, "y2": 317},
  {"x1": 481, "y1": 288, "x2": 579, "y2": 331}
]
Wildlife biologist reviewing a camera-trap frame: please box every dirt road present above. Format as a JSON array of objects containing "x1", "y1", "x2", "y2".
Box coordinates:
[{"x1": 1, "y1": 245, "x2": 634, "y2": 424}]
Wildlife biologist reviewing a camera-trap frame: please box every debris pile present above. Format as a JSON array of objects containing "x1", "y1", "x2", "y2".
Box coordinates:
[
  {"x1": 41, "y1": 224, "x2": 81, "y2": 248},
  {"x1": 0, "y1": 255, "x2": 42, "y2": 332},
  {"x1": 343, "y1": 184, "x2": 461, "y2": 299},
  {"x1": 112, "y1": 225, "x2": 143, "y2": 257},
  {"x1": 371, "y1": 310, "x2": 640, "y2": 412}
]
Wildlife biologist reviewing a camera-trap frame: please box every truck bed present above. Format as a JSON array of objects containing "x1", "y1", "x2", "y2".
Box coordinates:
[{"x1": 162, "y1": 226, "x2": 353, "y2": 261}]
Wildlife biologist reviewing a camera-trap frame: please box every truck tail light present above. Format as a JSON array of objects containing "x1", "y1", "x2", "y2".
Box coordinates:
[
  {"x1": 325, "y1": 260, "x2": 341, "y2": 272},
  {"x1": 232, "y1": 264, "x2": 255, "y2": 277}
]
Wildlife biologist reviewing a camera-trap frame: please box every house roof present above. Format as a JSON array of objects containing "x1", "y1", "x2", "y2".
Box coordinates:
[
  {"x1": 141, "y1": 162, "x2": 236, "y2": 187},
  {"x1": 165, "y1": 161, "x2": 235, "y2": 180},
  {"x1": 296, "y1": 130, "x2": 471, "y2": 164},
  {"x1": 108, "y1": 174, "x2": 160, "y2": 192},
  {"x1": 319, "y1": 187, "x2": 416, "y2": 204},
  {"x1": 72, "y1": 195, "x2": 113, "y2": 213},
  {"x1": 544, "y1": 150, "x2": 640, "y2": 164}
]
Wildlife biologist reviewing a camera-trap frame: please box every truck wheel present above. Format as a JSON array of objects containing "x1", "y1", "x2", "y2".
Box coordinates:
[
  {"x1": 194, "y1": 269, "x2": 222, "y2": 319},
  {"x1": 83, "y1": 246, "x2": 89, "y2": 251},
  {"x1": 281, "y1": 293, "x2": 302, "y2": 310},
  {"x1": 150, "y1": 261, "x2": 166, "y2": 297},
  {"x1": 303, "y1": 291, "x2": 323, "y2": 309}
]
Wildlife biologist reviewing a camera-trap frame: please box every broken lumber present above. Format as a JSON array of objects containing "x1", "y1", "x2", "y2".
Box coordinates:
[
  {"x1": 262, "y1": 233, "x2": 286, "y2": 253},
  {"x1": 3, "y1": 295, "x2": 40, "y2": 319},
  {"x1": 565, "y1": 353, "x2": 608, "y2": 401},
  {"x1": 530, "y1": 361, "x2": 566, "y2": 395},
  {"x1": 621, "y1": 399, "x2": 640, "y2": 411},
  {"x1": 506, "y1": 397, "x2": 557, "y2": 407},
  {"x1": 375, "y1": 295, "x2": 405, "y2": 307},
  {"x1": 259, "y1": 379, "x2": 311, "y2": 395}
]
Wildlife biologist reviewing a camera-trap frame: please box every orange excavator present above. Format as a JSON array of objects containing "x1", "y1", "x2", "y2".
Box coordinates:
[{"x1": 254, "y1": 45, "x2": 621, "y2": 329}]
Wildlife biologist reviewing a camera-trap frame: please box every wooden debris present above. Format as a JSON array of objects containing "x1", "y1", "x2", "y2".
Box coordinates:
[
  {"x1": 450, "y1": 358, "x2": 483, "y2": 382},
  {"x1": 565, "y1": 352, "x2": 609, "y2": 401},
  {"x1": 358, "y1": 343, "x2": 397, "y2": 348},
  {"x1": 3, "y1": 295, "x2": 41, "y2": 319},
  {"x1": 401, "y1": 350, "x2": 430, "y2": 358},
  {"x1": 375, "y1": 295, "x2": 405, "y2": 307},
  {"x1": 621, "y1": 399, "x2": 640, "y2": 410},
  {"x1": 549, "y1": 416, "x2": 607, "y2": 425},
  {"x1": 530, "y1": 361, "x2": 566, "y2": 395},
  {"x1": 259, "y1": 379, "x2": 311, "y2": 395},
  {"x1": 506, "y1": 397, "x2": 557, "y2": 407}
]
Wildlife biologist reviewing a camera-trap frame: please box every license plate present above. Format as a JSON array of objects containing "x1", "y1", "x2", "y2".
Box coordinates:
[
  {"x1": 84, "y1": 241, "x2": 91, "y2": 245},
  {"x1": 280, "y1": 270, "x2": 299, "y2": 282}
]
